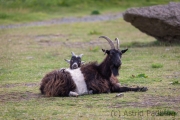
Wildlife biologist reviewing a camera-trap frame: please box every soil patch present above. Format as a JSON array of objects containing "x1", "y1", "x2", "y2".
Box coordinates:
[
  {"x1": 38, "y1": 40, "x2": 110, "y2": 48},
  {"x1": 111, "y1": 94, "x2": 180, "y2": 109},
  {"x1": 0, "y1": 83, "x2": 39, "y2": 88},
  {"x1": 0, "y1": 13, "x2": 122, "y2": 29},
  {"x1": 1, "y1": 83, "x2": 180, "y2": 109},
  {"x1": 0, "y1": 91, "x2": 42, "y2": 103}
]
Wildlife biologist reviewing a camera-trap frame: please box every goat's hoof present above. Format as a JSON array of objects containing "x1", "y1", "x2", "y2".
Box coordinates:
[
  {"x1": 115, "y1": 93, "x2": 124, "y2": 98},
  {"x1": 139, "y1": 87, "x2": 148, "y2": 92},
  {"x1": 88, "y1": 90, "x2": 93, "y2": 94}
]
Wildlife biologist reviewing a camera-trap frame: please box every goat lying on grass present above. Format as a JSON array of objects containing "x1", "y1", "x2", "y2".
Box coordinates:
[
  {"x1": 65, "y1": 51, "x2": 120, "y2": 91},
  {"x1": 40, "y1": 36, "x2": 148, "y2": 97},
  {"x1": 64, "y1": 52, "x2": 93, "y2": 96}
]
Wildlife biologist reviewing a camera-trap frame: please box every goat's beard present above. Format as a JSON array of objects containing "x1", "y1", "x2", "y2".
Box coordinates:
[{"x1": 111, "y1": 65, "x2": 120, "y2": 77}]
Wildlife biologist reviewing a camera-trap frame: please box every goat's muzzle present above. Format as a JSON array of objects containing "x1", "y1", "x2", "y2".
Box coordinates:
[{"x1": 71, "y1": 63, "x2": 78, "y2": 69}]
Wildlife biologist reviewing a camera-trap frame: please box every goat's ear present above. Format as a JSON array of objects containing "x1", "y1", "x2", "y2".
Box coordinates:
[
  {"x1": 102, "y1": 49, "x2": 106, "y2": 52},
  {"x1": 121, "y1": 49, "x2": 128, "y2": 54},
  {"x1": 102, "y1": 49, "x2": 110, "y2": 55},
  {"x1": 64, "y1": 59, "x2": 70, "y2": 63}
]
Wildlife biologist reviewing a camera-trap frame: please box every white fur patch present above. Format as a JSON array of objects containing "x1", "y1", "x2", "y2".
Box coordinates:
[{"x1": 65, "y1": 68, "x2": 88, "y2": 95}]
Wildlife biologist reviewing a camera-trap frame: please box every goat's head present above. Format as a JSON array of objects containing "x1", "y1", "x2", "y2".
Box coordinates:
[
  {"x1": 65, "y1": 52, "x2": 84, "y2": 69},
  {"x1": 100, "y1": 36, "x2": 128, "y2": 76}
]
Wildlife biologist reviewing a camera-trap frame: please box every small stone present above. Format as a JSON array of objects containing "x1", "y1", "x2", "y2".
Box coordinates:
[{"x1": 26, "y1": 56, "x2": 33, "y2": 60}]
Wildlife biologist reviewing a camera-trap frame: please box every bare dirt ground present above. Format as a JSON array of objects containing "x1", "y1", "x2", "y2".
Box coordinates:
[
  {"x1": 111, "y1": 94, "x2": 180, "y2": 109},
  {"x1": 37, "y1": 38, "x2": 110, "y2": 48},
  {"x1": 0, "y1": 12, "x2": 122, "y2": 29},
  {"x1": 0, "y1": 83, "x2": 41, "y2": 102},
  {"x1": 7, "y1": 33, "x2": 116, "y2": 48}
]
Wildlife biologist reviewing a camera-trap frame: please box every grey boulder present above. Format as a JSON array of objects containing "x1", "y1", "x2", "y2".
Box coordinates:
[{"x1": 123, "y1": 2, "x2": 180, "y2": 43}]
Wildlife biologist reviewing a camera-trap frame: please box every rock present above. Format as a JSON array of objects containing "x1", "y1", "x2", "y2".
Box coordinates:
[{"x1": 123, "y1": 2, "x2": 180, "y2": 43}]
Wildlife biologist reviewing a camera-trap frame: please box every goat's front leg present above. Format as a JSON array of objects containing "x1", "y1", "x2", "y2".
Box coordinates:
[
  {"x1": 111, "y1": 84, "x2": 148, "y2": 93},
  {"x1": 88, "y1": 90, "x2": 93, "y2": 94},
  {"x1": 118, "y1": 86, "x2": 148, "y2": 92}
]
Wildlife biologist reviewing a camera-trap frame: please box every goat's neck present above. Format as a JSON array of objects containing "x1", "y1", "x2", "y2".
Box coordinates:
[{"x1": 98, "y1": 55, "x2": 112, "y2": 79}]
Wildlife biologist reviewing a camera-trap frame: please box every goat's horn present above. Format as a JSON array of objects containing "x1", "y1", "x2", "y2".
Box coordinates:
[
  {"x1": 64, "y1": 59, "x2": 70, "y2": 63},
  {"x1": 79, "y1": 54, "x2": 83, "y2": 58},
  {"x1": 99, "y1": 36, "x2": 115, "y2": 49},
  {"x1": 115, "y1": 38, "x2": 120, "y2": 50},
  {"x1": 71, "y1": 52, "x2": 76, "y2": 57}
]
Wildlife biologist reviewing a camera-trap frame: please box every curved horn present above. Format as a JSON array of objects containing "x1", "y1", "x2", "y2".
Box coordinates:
[
  {"x1": 99, "y1": 36, "x2": 115, "y2": 49},
  {"x1": 71, "y1": 52, "x2": 76, "y2": 57},
  {"x1": 115, "y1": 38, "x2": 120, "y2": 50}
]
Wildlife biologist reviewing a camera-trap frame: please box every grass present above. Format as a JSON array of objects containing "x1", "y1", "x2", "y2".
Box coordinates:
[
  {"x1": 0, "y1": 3, "x2": 180, "y2": 119},
  {"x1": 172, "y1": 80, "x2": 180, "y2": 85},
  {"x1": 152, "y1": 63, "x2": 163, "y2": 68},
  {"x1": 0, "y1": 18, "x2": 180, "y2": 119},
  {"x1": 88, "y1": 30, "x2": 102, "y2": 35},
  {"x1": 91, "y1": 10, "x2": 101, "y2": 15},
  {"x1": 0, "y1": 0, "x2": 179, "y2": 25},
  {"x1": 157, "y1": 109, "x2": 177, "y2": 116}
]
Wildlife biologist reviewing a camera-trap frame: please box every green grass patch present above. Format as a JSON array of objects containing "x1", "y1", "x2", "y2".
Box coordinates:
[
  {"x1": 88, "y1": 30, "x2": 102, "y2": 35},
  {"x1": 152, "y1": 63, "x2": 163, "y2": 68},
  {"x1": 157, "y1": 109, "x2": 177, "y2": 116},
  {"x1": 91, "y1": 10, "x2": 101, "y2": 15},
  {"x1": 0, "y1": 12, "x2": 9, "y2": 19},
  {"x1": 171, "y1": 80, "x2": 180, "y2": 85},
  {"x1": 132, "y1": 73, "x2": 148, "y2": 78}
]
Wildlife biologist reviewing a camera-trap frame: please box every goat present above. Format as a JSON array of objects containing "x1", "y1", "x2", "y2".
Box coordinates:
[
  {"x1": 40, "y1": 36, "x2": 148, "y2": 97},
  {"x1": 66, "y1": 51, "x2": 120, "y2": 88},
  {"x1": 64, "y1": 52, "x2": 92, "y2": 96},
  {"x1": 64, "y1": 52, "x2": 84, "y2": 69}
]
